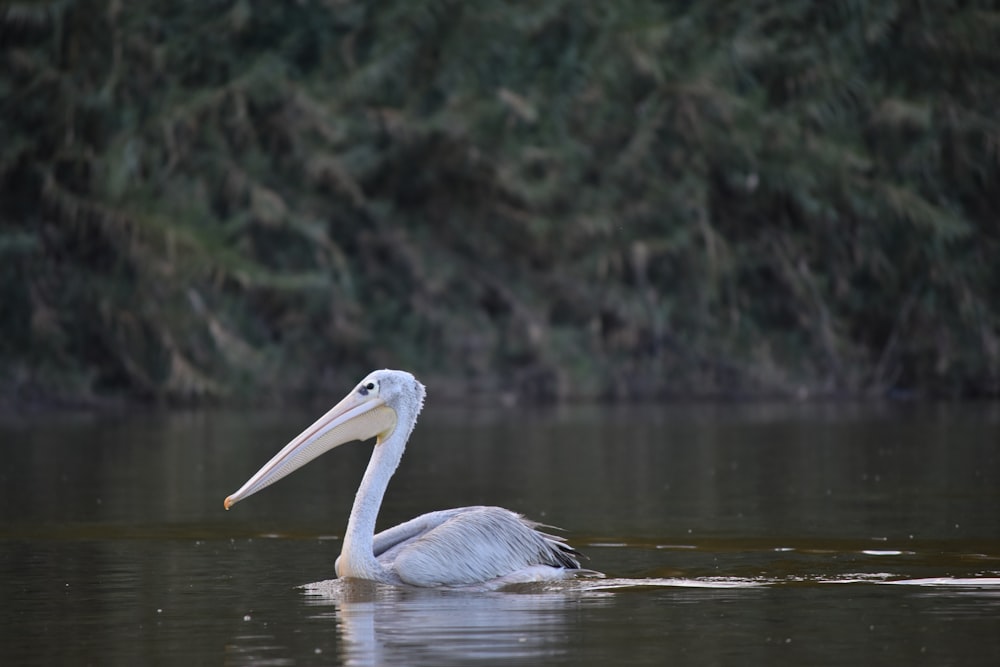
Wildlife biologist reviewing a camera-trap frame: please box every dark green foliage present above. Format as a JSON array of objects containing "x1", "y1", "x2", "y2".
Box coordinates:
[{"x1": 2, "y1": 0, "x2": 998, "y2": 404}]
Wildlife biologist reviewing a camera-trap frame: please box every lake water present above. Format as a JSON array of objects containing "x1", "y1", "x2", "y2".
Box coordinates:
[{"x1": 1, "y1": 400, "x2": 998, "y2": 666}]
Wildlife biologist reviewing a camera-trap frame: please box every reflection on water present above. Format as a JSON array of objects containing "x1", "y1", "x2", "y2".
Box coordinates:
[
  {"x1": 302, "y1": 579, "x2": 599, "y2": 665},
  {"x1": 1, "y1": 402, "x2": 999, "y2": 666},
  {"x1": 291, "y1": 570, "x2": 1000, "y2": 666}
]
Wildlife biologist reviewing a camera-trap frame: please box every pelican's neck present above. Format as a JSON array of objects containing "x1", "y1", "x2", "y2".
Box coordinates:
[{"x1": 338, "y1": 397, "x2": 421, "y2": 581}]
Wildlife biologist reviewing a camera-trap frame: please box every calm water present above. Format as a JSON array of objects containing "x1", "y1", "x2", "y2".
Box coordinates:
[{"x1": 1, "y1": 401, "x2": 999, "y2": 666}]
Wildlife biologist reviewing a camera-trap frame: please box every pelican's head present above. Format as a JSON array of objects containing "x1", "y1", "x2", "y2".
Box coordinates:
[{"x1": 223, "y1": 369, "x2": 426, "y2": 510}]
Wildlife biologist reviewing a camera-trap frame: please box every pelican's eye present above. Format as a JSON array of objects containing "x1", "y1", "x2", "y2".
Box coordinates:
[{"x1": 359, "y1": 381, "x2": 377, "y2": 396}]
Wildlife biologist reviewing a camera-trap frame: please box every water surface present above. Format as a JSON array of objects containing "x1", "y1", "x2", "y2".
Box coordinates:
[{"x1": 1, "y1": 401, "x2": 998, "y2": 665}]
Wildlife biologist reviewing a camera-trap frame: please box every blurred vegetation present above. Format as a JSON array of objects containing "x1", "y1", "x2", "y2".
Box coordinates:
[{"x1": 2, "y1": 0, "x2": 999, "y2": 405}]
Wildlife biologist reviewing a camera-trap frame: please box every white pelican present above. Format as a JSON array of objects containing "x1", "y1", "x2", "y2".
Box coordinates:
[{"x1": 224, "y1": 369, "x2": 597, "y2": 588}]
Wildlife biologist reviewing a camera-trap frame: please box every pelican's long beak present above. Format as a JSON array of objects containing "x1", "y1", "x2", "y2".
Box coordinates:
[{"x1": 224, "y1": 389, "x2": 397, "y2": 510}]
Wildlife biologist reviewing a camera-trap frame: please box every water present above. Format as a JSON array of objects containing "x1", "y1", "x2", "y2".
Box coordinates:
[{"x1": 1, "y1": 401, "x2": 998, "y2": 666}]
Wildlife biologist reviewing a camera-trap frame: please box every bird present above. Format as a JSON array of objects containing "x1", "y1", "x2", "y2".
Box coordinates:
[{"x1": 224, "y1": 369, "x2": 598, "y2": 588}]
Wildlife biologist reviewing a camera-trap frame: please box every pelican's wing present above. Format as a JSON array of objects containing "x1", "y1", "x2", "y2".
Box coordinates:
[
  {"x1": 384, "y1": 506, "x2": 584, "y2": 587},
  {"x1": 370, "y1": 508, "x2": 472, "y2": 558}
]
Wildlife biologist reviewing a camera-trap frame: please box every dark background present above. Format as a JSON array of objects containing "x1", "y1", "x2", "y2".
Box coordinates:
[{"x1": 2, "y1": 0, "x2": 998, "y2": 405}]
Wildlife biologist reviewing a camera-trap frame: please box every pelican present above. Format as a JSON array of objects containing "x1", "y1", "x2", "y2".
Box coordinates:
[{"x1": 224, "y1": 369, "x2": 597, "y2": 588}]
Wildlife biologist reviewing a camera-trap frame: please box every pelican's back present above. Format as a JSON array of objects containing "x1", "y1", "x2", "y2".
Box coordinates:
[{"x1": 382, "y1": 506, "x2": 584, "y2": 587}]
